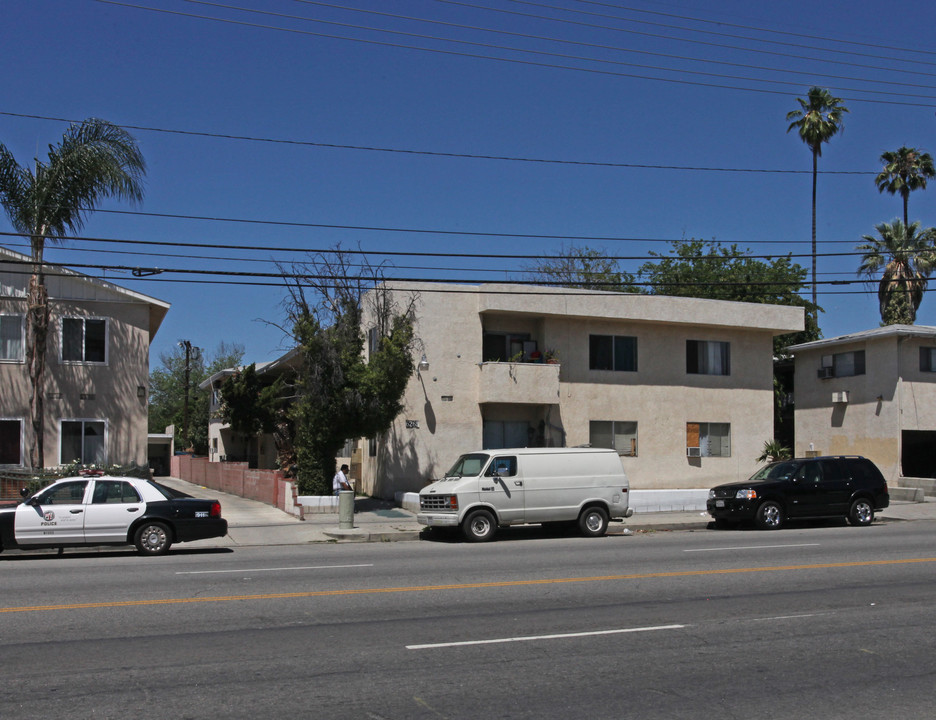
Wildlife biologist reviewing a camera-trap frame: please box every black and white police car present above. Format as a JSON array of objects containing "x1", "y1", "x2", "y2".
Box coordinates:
[{"x1": 0, "y1": 471, "x2": 228, "y2": 556}]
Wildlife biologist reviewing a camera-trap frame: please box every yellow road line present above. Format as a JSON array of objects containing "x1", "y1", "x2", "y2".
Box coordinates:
[{"x1": 3, "y1": 557, "x2": 935, "y2": 614}]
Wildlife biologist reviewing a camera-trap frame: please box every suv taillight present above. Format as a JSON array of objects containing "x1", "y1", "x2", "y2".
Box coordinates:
[{"x1": 210, "y1": 501, "x2": 222, "y2": 518}]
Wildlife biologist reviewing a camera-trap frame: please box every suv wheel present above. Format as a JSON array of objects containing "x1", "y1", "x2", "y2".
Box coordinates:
[
  {"x1": 755, "y1": 500, "x2": 783, "y2": 530},
  {"x1": 848, "y1": 498, "x2": 875, "y2": 527}
]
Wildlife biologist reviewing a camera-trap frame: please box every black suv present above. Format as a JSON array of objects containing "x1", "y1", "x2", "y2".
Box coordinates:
[{"x1": 707, "y1": 456, "x2": 889, "y2": 530}]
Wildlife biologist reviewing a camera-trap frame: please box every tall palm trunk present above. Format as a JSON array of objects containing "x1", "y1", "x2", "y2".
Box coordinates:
[
  {"x1": 811, "y1": 149, "x2": 818, "y2": 311},
  {"x1": 26, "y1": 264, "x2": 49, "y2": 469}
]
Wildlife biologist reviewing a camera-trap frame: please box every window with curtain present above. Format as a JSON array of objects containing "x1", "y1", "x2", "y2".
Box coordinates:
[
  {"x1": 832, "y1": 350, "x2": 865, "y2": 377},
  {"x1": 686, "y1": 422, "x2": 731, "y2": 457},
  {"x1": 590, "y1": 420, "x2": 638, "y2": 456},
  {"x1": 921, "y1": 347, "x2": 936, "y2": 372},
  {"x1": 60, "y1": 420, "x2": 107, "y2": 465},
  {"x1": 686, "y1": 340, "x2": 730, "y2": 376},
  {"x1": 0, "y1": 315, "x2": 24, "y2": 361}
]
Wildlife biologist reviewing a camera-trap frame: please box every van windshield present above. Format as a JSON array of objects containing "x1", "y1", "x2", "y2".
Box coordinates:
[{"x1": 445, "y1": 453, "x2": 490, "y2": 478}]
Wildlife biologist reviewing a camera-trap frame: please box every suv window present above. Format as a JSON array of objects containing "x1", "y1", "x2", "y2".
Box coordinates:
[
  {"x1": 845, "y1": 457, "x2": 884, "y2": 486},
  {"x1": 819, "y1": 459, "x2": 847, "y2": 482}
]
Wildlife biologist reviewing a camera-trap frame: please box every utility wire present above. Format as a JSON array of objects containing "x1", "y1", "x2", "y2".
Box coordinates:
[
  {"x1": 0, "y1": 111, "x2": 876, "y2": 175},
  {"x1": 176, "y1": 0, "x2": 936, "y2": 101},
  {"x1": 94, "y1": 1, "x2": 936, "y2": 107}
]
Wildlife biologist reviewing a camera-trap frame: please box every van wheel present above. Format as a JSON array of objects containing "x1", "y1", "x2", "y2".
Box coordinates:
[
  {"x1": 462, "y1": 509, "x2": 496, "y2": 542},
  {"x1": 579, "y1": 506, "x2": 609, "y2": 537},
  {"x1": 755, "y1": 501, "x2": 783, "y2": 530},
  {"x1": 848, "y1": 498, "x2": 875, "y2": 526}
]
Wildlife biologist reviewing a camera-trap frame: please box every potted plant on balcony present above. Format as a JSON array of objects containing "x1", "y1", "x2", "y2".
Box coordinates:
[{"x1": 544, "y1": 349, "x2": 560, "y2": 364}]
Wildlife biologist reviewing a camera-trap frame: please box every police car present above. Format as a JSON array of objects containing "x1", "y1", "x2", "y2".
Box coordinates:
[{"x1": 0, "y1": 472, "x2": 228, "y2": 556}]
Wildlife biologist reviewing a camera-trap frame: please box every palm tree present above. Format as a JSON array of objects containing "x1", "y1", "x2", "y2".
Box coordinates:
[
  {"x1": 0, "y1": 118, "x2": 145, "y2": 468},
  {"x1": 786, "y1": 87, "x2": 849, "y2": 310},
  {"x1": 857, "y1": 220, "x2": 936, "y2": 325},
  {"x1": 875, "y1": 146, "x2": 935, "y2": 228}
]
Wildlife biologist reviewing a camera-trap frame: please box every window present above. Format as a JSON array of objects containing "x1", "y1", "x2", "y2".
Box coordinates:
[
  {"x1": 92, "y1": 480, "x2": 142, "y2": 504},
  {"x1": 589, "y1": 335, "x2": 637, "y2": 372},
  {"x1": 920, "y1": 347, "x2": 936, "y2": 372},
  {"x1": 590, "y1": 421, "x2": 638, "y2": 456},
  {"x1": 832, "y1": 350, "x2": 865, "y2": 378},
  {"x1": 0, "y1": 314, "x2": 25, "y2": 361},
  {"x1": 687, "y1": 340, "x2": 730, "y2": 375},
  {"x1": 485, "y1": 456, "x2": 517, "y2": 477},
  {"x1": 482, "y1": 332, "x2": 531, "y2": 362},
  {"x1": 0, "y1": 419, "x2": 23, "y2": 465},
  {"x1": 60, "y1": 420, "x2": 107, "y2": 465},
  {"x1": 35, "y1": 480, "x2": 88, "y2": 505},
  {"x1": 687, "y1": 422, "x2": 731, "y2": 457},
  {"x1": 367, "y1": 327, "x2": 379, "y2": 357},
  {"x1": 62, "y1": 317, "x2": 107, "y2": 363}
]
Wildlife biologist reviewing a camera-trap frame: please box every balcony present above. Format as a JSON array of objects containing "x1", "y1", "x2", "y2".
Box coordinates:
[{"x1": 477, "y1": 361, "x2": 561, "y2": 405}]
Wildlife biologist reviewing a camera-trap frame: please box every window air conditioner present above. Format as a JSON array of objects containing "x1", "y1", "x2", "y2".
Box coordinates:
[
  {"x1": 686, "y1": 446, "x2": 702, "y2": 457},
  {"x1": 817, "y1": 367, "x2": 834, "y2": 379}
]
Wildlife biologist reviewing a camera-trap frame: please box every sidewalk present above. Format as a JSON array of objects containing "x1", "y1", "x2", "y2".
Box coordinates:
[{"x1": 160, "y1": 478, "x2": 936, "y2": 548}]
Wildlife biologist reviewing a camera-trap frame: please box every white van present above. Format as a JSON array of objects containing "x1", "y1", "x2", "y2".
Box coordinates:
[{"x1": 417, "y1": 447, "x2": 634, "y2": 542}]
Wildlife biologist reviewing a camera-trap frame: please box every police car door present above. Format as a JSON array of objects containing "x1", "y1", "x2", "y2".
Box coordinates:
[
  {"x1": 83, "y1": 480, "x2": 145, "y2": 543},
  {"x1": 15, "y1": 480, "x2": 90, "y2": 545}
]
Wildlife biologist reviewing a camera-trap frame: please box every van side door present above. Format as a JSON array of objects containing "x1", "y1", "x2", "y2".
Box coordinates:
[{"x1": 482, "y1": 455, "x2": 524, "y2": 523}]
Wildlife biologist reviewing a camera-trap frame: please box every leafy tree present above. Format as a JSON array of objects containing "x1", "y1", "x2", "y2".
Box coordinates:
[
  {"x1": 786, "y1": 87, "x2": 849, "y2": 310},
  {"x1": 875, "y1": 146, "x2": 935, "y2": 228},
  {"x1": 217, "y1": 364, "x2": 294, "y2": 473},
  {"x1": 639, "y1": 239, "x2": 820, "y2": 355},
  {"x1": 0, "y1": 119, "x2": 145, "y2": 468},
  {"x1": 280, "y1": 248, "x2": 417, "y2": 495},
  {"x1": 523, "y1": 244, "x2": 639, "y2": 292},
  {"x1": 857, "y1": 220, "x2": 936, "y2": 325},
  {"x1": 148, "y1": 342, "x2": 244, "y2": 455}
]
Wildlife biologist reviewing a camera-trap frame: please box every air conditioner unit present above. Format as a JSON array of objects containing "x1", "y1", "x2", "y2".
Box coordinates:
[
  {"x1": 817, "y1": 367, "x2": 834, "y2": 379},
  {"x1": 687, "y1": 446, "x2": 702, "y2": 457},
  {"x1": 832, "y1": 391, "x2": 849, "y2": 404}
]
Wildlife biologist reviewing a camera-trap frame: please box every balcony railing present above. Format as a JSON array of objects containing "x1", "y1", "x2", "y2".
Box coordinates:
[{"x1": 477, "y1": 361, "x2": 561, "y2": 405}]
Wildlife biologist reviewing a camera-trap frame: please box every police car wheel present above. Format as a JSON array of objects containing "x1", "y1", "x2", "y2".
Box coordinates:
[{"x1": 134, "y1": 522, "x2": 172, "y2": 555}]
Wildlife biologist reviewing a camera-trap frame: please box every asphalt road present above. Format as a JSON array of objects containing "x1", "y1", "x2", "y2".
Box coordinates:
[{"x1": 2, "y1": 520, "x2": 935, "y2": 719}]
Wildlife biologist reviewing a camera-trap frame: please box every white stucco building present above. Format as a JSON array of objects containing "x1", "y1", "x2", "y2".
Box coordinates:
[{"x1": 789, "y1": 325, "x2": 936, "y2": 483}]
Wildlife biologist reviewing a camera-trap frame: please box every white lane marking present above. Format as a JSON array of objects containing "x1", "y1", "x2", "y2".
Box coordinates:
[
  {"x1": 175, "y1": 563, "x2": 374, "y2": 575},
  {"x1": 685, "y1": 543, "x2": 820, "y2": 552},
  {"x1": 406, "y1": 624, "x2": 685, "y2": 650}
]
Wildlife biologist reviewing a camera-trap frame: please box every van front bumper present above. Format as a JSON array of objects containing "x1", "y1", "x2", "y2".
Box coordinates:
[{"x1": 417, "y1": 513, "x2": 459, "y2": 527}]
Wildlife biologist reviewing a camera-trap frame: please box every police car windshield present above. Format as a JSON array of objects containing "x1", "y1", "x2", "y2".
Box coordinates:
[{"x1": 445, "y1": 453, "x2": 489, "y2": 478}]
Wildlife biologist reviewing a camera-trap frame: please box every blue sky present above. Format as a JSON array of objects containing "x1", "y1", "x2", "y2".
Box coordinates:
[{"x1": 3, "y1": 0, "x2": 936, "y2": 369}]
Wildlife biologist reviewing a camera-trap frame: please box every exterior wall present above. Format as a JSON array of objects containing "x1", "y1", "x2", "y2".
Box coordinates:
[
  {"x1": 361, "y1": 283, "x2": 802, "y2": 498},
  {"x1": 793, "y1": 331, "x2": 936, "y2": 482},
  {"x1": 0, "y1": 249, "x2": 167, "y2": 470}
]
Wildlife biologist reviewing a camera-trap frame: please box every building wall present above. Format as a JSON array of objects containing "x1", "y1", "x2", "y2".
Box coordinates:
[
  {"x1": 361, "y1": 283, "x2": 802, "y2": 498},
  {"x1": 794, "y1": 332, "x2": 936, "y2": 481},
  {"x1": 0, "y1": 295, "x2": 153, "y2": 468}
]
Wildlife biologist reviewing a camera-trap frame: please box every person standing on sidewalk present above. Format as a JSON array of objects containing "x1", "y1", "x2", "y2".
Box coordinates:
[{"x1": 333, "y1": 464, "x2": 352, "y2": 495}]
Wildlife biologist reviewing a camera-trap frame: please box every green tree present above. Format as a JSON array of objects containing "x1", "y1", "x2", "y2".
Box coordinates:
[
  {"x1": 875, "y1": 146, "x2": 935, "y2": 228},
  {"x1": 857, "y1": 220, "x2": 936, "y2": 325},
  {"x1": 148, "y1": 342, "x2": 244, "y2": 455},
  {"x1": 639, "y1": 239, "x2": 821, "y2": 354},
  {"x1": 523, "y1": 244, "x2": 638, "y2": 292},
  {"x1": 0, "y1": 118, "x2": 145, "y2": 468},
  {"x1": 281, "y1": 248, "x2": 417, "y2": 494},
  {"x1": 786, "y1": 87, "x2": 849, "y2": 310},
  {"x1": 218, "y1": 364, "x2": 294, "y2": 473}
]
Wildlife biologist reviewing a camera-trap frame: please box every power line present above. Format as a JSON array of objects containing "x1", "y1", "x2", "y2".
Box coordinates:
[
  {"x1": 173, "y1": 0, "x2": 936, "y2": 101},
  {"x1": 94, "y1": 1, "x2": 936, "y2": 107},
  {"x1": 241, "y1": 0, "x2": 936, "y2": 92},
  {"x1": 0, "y1": 111, "x2": 877, "y2": 175}
]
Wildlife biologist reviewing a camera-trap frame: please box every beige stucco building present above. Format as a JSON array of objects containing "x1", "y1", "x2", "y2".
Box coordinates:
[
  {"x1": 356, "y1": 282, "x2": 803, "y2": 498},
  {"x1": 789, "y1": 325, "x2": 936, "y2": 483},
  {"x1": 0, "y1": 247, "x2": 169, "y2": 469}
]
